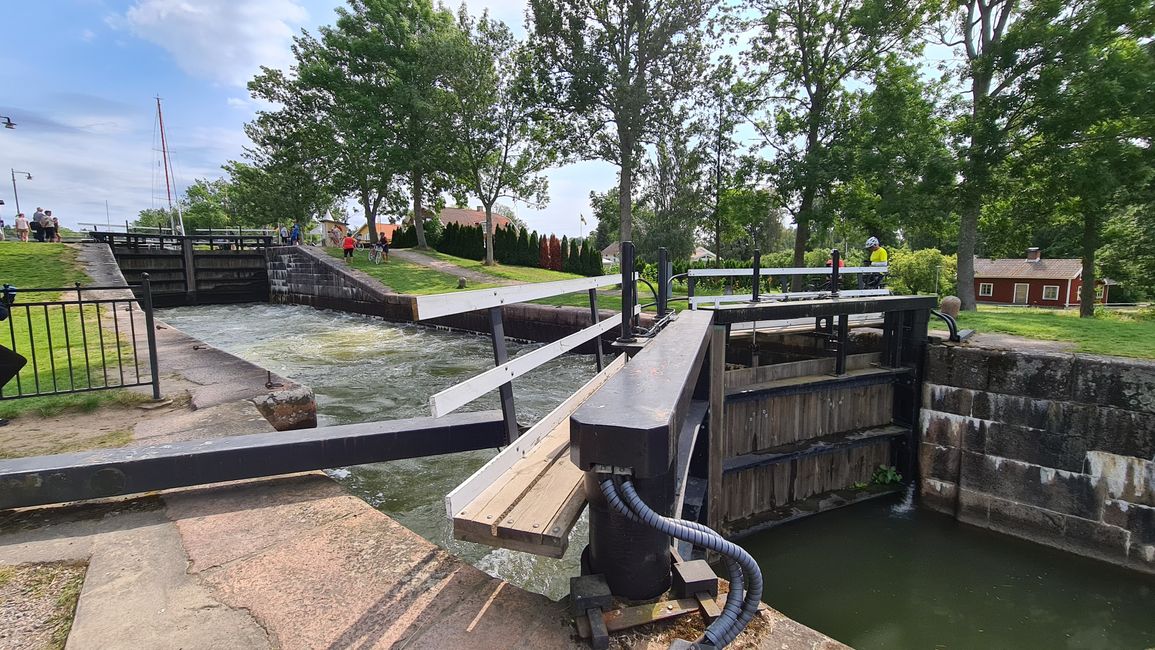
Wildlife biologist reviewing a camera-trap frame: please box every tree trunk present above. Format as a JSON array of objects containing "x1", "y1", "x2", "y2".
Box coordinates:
[
  {"x1": 484, "y1": 203, "x2": 495, "y2": 266},
  {"x1": 412, "y1": 170, "x2": 429, "y2": 250},
  {"x1": 791, "y1": 186, "x2": 814, "y2": 291},
  {"x1": 1079, "y1": 212, "x2": 1099, "y2": 318},
  {"x1": 360, "y1": 188, "x2": 378, "y2": 245},
  {"x1": 618, "y1": 148, "x2": 633, "y2": 245},
  {"x1": 956, "y1": 189, "x2": 980, "y2": 310}
]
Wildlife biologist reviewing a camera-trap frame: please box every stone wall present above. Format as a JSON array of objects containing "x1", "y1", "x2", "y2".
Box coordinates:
[
  {"x1": 266, "y1": 245, "x2": 639, "y2": 350},
  {"x1": 919, "y1": 344, "x2": 1155, "y2": 574}
]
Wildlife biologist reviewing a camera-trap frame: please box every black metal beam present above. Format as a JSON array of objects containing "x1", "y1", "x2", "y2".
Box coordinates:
[
  {"x1": 0, "y1": 410, "x2": 505, "y2": 510},
  {"x1": 710, "y1": 294, "x2": 938, "y2": 325}
]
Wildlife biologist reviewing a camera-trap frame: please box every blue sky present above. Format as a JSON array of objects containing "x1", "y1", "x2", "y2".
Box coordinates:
[{"x1": 0, "y1": 0, "x2": 615, "y2": 237}]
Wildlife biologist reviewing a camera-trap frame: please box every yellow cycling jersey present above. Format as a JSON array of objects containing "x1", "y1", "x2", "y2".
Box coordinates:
[{"x1": 870, "y1": 247, "x2": 888, "y2": 264}]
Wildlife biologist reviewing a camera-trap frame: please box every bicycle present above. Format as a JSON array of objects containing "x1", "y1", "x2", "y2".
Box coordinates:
[{"x1": 368, "y1": 247, "x2": 383, "y2": 265}]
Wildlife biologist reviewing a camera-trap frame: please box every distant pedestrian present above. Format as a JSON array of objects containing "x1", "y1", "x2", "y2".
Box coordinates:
[
  {"x1": 341, "y1": 233, "x2": 357, "y2": 263},
  {"x1": 0, "y1": 217, "x2": 5, "y2": 241},
  {"x1": 290, "y1": 223, "x2": 301, "y2": 245},
  {"x1": 14, "y1": 213, "x2": 29, "y2": 242},
  {"x1": 31, "y1": 207, "x2": 45, "y2": 242},
  {"x1": 279, "y1": 224, "x2": 289, "y2": 245},
  {"x1": 42, "y1": 211, "x2": 57, "y2": 243},
  {"x1": 51, "y1": 216, "x2": 61, "y2": 242}
]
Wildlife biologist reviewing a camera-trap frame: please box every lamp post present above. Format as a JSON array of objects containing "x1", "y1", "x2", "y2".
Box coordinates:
[{"x1": 10, "y1": 169, "x2": 31, "y2": 215}]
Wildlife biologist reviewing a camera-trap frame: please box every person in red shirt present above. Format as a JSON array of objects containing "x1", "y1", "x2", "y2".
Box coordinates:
[{"x1": 341, "y1": 233, "x2": 357, "y2": 263}]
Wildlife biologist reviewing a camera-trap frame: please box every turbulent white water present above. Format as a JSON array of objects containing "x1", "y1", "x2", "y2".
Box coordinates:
[{"x1": 160, "y1": 303, "x2": 592, "y2": 599}]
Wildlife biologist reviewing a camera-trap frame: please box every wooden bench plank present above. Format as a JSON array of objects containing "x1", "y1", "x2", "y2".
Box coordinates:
[{"x1": 450, "y1": 354, "x2": 628, "y2": 557}]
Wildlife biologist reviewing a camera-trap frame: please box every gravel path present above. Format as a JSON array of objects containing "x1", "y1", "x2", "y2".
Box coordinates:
[{"x1": 390, "y1": 249, "x2": 518, "y2": 286}]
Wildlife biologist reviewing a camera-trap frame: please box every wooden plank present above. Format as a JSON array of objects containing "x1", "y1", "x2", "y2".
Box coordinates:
[
  {"x1": 429, "y1": 309, "x2": 630, "y2": 417},
  {"x1": 445, "y1": 353, "x2": 627, "y2": 520},
  {"x1": 574, "y1": 598, "x2": 703, "y2": 638},
  {"x1": 412, "y1": 274, "x2": 621, "y2": 320},
  {"x1": 724, "y1": 353, "x2": 881, "y2": 389}
]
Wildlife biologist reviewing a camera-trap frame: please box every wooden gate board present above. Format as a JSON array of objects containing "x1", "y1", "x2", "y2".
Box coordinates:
[{"x1": 450, "y1": 354, "x2": 628, "y2": 558}]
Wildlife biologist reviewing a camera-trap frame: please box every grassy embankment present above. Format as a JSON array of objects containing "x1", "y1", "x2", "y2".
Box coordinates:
[
  {"x1": 0, "y1": 243, "x2": 147, "y2": 419},
  {"x1": 955, "y1": 306, "x2": 1155, "y2": 359},
  {"x1": 323, "y1": 246, "x2": 502, "y2": 294}
]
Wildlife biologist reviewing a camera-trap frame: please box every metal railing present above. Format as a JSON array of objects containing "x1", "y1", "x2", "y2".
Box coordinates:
[
  {"x1": 682, "y1": 249, "x2": 889, "y2": 309},
  {"x1": 0, "y1": 278, "x2": 161, "y2": 401},
  {"x1": 91, "y1": 231, "x2": 273, "y2": 251}
]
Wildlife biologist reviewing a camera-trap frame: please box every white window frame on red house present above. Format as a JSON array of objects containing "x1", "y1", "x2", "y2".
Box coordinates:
[
  {"x1": 1095, "y1": 285, "x2": 1104, "y2": 300},
  {"x1": 978, "y1": 282, "x2": 993, "y2": 297},
  {"x1": 1042, "y1": 285, "x2": 1060, "y2": 301}
]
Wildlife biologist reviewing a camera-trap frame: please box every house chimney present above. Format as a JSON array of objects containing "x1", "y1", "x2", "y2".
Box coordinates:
[
  {"x1": 476, "y1": 205, "x2": 484, "y2": 212},
  {"x1": 1026, "y1": 247, "x2": 1041, "y2": 262}
]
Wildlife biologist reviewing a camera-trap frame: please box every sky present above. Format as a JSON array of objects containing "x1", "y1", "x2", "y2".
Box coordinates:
[{"x1": 0, "y1": 0, "x2": 615, "y2": 237}]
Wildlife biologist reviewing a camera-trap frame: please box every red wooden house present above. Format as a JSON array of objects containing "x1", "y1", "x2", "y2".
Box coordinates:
[{"x1": 973, "y1": 248, "x2": 1112, "y2": 307}]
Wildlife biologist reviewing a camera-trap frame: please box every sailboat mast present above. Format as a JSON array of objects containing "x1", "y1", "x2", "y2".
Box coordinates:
[{"x1": 155, "y1": 97, "x2": 184, "y2": 234}]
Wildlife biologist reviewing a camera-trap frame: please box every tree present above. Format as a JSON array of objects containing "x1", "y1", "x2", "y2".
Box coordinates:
[
  {"x1": 743, "y1": 0, "x2": 933, "y2": 288},
  {"x1": 447, "y1": 11, "x2": 554, "y2": 265},
  {"x1": 699, "y1": 57, "x2": 744, "y2": 267},
  {"x1": 222, "y1": 160, "x2": 334, "y2": 228},
  {"x1": 1015, "y1": 3, "x2": 1155, "y2": 316},
  {"x1": 942, "y1": 0, "x2": 1058, "y2": 309},
  {"x1": 589, "y1": 187, "x2": 622, "y2": 253},
  {"x1": 528, "y1": 0, "x2": 711, "y2": 244},
  {"x1": 635, "y1": 126, "x2": 705, "y2": 263}
]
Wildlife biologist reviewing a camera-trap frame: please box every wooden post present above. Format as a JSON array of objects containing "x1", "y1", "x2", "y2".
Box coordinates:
[
  {"x1": 181, "y1": 237, "x2": 197, "y2": 305},
  {"x1": 707, "y1": 324, "x2": 726, "y2": 533}
]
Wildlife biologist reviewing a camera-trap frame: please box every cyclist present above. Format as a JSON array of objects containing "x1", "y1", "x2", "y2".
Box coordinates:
[
  {"x1": 860, "y1": 237, "x2": 888, "y2": 289},
  {"x1": 376, "y1": 236, "x2": 389, "y2": 263}
]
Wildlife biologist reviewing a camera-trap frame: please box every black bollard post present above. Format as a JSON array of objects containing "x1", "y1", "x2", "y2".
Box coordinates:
[
  {"x1": 618, "y1": 241, "x2": 636, "y2": 343},
  {"x1": 657, "y1": 247, "x2": 669, "y2": 317},
  {"x1": 752, "y1": 249, "x2": 761, "y2": 302},
  {"x1": 830, "y1": 248, "x2": 840, "y2": 297}
]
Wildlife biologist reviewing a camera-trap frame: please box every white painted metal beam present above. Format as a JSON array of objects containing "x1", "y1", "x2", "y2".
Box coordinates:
[
  {"x1": 688, "y1": 288, "x2": 891, "y2": 308},
  {"x1": 444, "y1": 353, "x2": 629, "y2": 520},
  {"x1": 412, "y1": 274, "x2": 622, "y2": 320},
  {"x1": 429, "y1": 306, "x2": 638, "y2": 418},
  {"x1": 687, "y1": 265, "x2": 887, "y2": 277}
]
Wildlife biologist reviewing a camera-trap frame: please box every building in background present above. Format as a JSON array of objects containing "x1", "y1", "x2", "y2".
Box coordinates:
[{"x1": 973, "y1": 248, "x2": 1115, "y2": 307}]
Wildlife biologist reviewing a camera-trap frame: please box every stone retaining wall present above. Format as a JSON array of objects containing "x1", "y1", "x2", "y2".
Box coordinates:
[
  {"x1": 919, "y1": 344, "x2": 1155, "y2": 574},
  {"x1": 266, "y1": 245, "x2": 639, "y2": 350}
]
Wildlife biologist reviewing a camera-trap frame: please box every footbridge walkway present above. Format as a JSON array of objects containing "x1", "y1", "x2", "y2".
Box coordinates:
[{"x1": 0, "y1": 242, "x2": 936, "y2": 648}]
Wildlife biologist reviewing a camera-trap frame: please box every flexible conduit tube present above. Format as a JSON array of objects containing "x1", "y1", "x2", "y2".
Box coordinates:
[
  {"x1": 620, "y1": 480, "x2": 764, "y2": 647},
  {"x1": 598, "y1": 478, "x2": 745, "y2": 639}
]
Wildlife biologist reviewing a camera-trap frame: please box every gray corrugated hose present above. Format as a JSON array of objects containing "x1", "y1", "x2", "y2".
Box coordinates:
[{"x1": 598, "y1": 476, "x2": 764, "y2": 647}]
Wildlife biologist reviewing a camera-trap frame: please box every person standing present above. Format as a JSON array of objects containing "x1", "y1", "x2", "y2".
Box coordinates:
[
  {"x1": 279, "y1": 224, "x2": 289, "y2": 245},
  {"x1": 31, "y1": 207, "x2": 46, "y2": 242},
  {"x1": 14, "y1": 213, "x2": 29, "y2": 242},
  {"x1": 0, "y1": 217, "x2": 6, "y2": 241},
  {"x1": 51, "y1": 215, "x2": 61, "y2": 242},
  {"x1": 341, "y1": 232, "x2": 357, "y2": 263},
  {"x1": 290, "y1": 222, "x2": 301, "y2": 245},
  {"x1": 42, "y1": 211, "x2": 57, "y2": 243}
]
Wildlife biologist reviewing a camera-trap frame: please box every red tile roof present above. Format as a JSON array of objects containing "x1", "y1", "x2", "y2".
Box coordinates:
[
  {"x1": 439, "y1": 207, "x2": 512, "y2": 230},
  {"x1": 973, "y1": 257, "x2": 1083, "y2": 280}
]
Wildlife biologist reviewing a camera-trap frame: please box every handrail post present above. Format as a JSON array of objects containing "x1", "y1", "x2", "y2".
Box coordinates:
[
  {"x1": 830, "y1": 248, "x2": 840, "y2": 298},
  {"x1": 140, "y1": 273, "x2": 162, "y2": 400},
  {"x1": 752, "y1": 248, "x2": 761, "y2": 302},
  {"x1": 588, "y1": 289, "x2": 604, "y2": 372},
  {"x1": 617, "y1": 241, "x2": 636, "y2": 343},
  {"x1": 657, "y1": 247, "x2": 669, "y2": 317},
  {"x1": 488, "y1": 306, "x2": 519, "y2": 443}
]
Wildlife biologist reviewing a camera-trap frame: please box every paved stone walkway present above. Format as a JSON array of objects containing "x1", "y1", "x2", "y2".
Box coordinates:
[{"x1": 391, "y1": 249, "x2": 519, "y2": 286}]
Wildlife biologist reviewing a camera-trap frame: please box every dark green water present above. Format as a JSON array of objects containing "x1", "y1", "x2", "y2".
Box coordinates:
[
  {"x1": 740, "y1": 494, "x2": 1155, "y2": 649},
  {"x1": 161, "y1": 304, "x2": 1155, "y2": 647}
]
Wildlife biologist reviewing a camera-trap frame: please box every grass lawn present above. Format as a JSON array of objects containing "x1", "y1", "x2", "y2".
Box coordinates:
[
  {"x1": 0, "y1": 242, "x2": 144, "y2": 417},
  {"x1": 324, "y1": 247, "x2": 500, "y2": 294},
  {"x1": 954, "y1": 306, "x2": 1155, "y2": 359}
]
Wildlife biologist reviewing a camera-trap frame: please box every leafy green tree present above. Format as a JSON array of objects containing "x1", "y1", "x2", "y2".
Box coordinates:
[
  {"x1": 528, "y1": 0, "x2": 712, "y2": 244},
  {"x1": 447, "y1": 11, "x2": 554, "y2": 265},
  {"x1": 222, "y1": 160, "x2": 334, "y2": 229},
  {"x1": 1015, "y1": 4, "x2": 1155, "y2": 316},
  {"x1": 888, "y1": 247, "x2": 957, "y2": 296},
  {"x1": 743, "y1": 0, "x2": 934, "y2": 288},
  {"x1": 635, "y1": 126, "x2": 705, "y2": 263}
]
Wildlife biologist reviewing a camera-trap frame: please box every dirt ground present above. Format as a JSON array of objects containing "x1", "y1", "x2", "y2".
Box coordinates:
[
  {"x1": 0, "y1": 561, "x2": 87, "y2": 650},
  {"x1": 0, "y1": 394, "x2": 188, "y2": 460}
]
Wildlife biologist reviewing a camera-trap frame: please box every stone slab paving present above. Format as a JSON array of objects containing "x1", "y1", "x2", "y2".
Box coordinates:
[{"x1": 0, "y1": 473, "x2": 847, "y2": 649}]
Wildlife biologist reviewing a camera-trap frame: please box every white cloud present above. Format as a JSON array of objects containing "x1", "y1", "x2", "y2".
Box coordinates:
[
  {"x1": 120, "y1": 0, "x2": 310, "y2": 87},
  {"x1": 81, "y1": 28, "x2": 97, "y2": 43}
]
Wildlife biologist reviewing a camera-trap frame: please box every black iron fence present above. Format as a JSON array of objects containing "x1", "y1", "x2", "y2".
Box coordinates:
[{"x1": 0, "y1": 278, "x2": 161, "y2": 401}]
